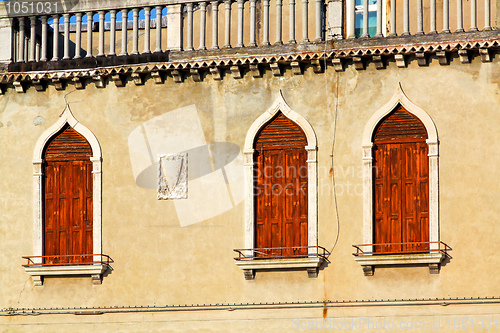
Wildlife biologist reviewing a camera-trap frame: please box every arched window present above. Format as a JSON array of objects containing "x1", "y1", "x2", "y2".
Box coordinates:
[
  {"x1": 372, "y1": 105, "x2": 429, "y2": 254},
  {"x1": 354, "y1": 87, "x2": 446, "y2": 276},
  {"x1": 43, "y1": 124, "x2": 94, "y2": 265},
  {"x1": 254, "y1": 112, "x2": 308, "y2": 258},
  {"x1": 235, "y1": 92, "x2": 325, "y2": 280},
  {"x1": 24, "y1": 106, "x2": 107, "y2": 286}
]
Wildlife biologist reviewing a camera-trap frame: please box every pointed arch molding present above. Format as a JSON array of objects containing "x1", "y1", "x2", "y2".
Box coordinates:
[
  {"x1": 356, "y1": 87, "x2": 443, "y2": 275},
  {"x1": 28, "y1": 106, "x2": 104, "y2": 285},
  {"x1": 362, "y1": 86, "x2": 438, "y2": 146},
  {"x1": 243, "y1": 92, "x2": 318, "y2": 153},
  {"x1": 33, "y1": 105, "x2": 102, "y2": 161},
  {"x1": 237, "y1": 92, "x2": 321, "y2": 279}
]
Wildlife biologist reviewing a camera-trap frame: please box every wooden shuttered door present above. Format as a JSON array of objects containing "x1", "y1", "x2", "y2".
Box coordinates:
[
  {"x1": 43, "y1": 124, "x2": 93, "y2": 264},
  {"x1": 373, "y1": 105, "x2": 429, "y2": 254},
  {"x1": 254, "y1": 112, "x2": 308, "y2": 258}
]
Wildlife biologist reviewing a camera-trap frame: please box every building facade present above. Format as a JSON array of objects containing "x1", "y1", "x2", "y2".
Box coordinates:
[{"x1": 0, "y1": 0, "x2": 500, "y2": 331}]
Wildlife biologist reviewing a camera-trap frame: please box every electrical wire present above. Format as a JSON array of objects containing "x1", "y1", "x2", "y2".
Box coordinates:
[
  {"x1": 326, "y1": 70, "x2": 341, "y2": 260},
  {"x1": 3, "y1": 296, "x2": 500, "y2": 316}
]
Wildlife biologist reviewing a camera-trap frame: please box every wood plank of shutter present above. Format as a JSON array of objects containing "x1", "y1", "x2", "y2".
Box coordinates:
[
  {"x1": 254, "y1": 112, "x2": 307, "y2": 150},
  {"x1": 44, "y1": 124, "x2": 92, "y2": 161},
  {"x1": 373, "y1": 105, "x2": 428, "y2": 143}
]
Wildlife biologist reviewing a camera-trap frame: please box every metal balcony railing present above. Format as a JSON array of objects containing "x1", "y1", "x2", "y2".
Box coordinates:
[
  {"x1": 22, "y1": 254, "x2": 113, "y2": 267},
  {"x1": 352, "y1": 241, "x2": 450, "y2": 256},
  {"x1": 234, "y1": 245, "x2": 329, "y2": 260}
]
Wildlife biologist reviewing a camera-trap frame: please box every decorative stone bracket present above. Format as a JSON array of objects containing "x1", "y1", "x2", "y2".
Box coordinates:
[{"x1": 1, "y1": 36, "x2": 499, "y2": 92}]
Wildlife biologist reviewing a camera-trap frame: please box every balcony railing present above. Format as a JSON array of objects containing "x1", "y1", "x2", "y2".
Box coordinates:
[
  {"x1": 352, "y1": 241, "x2": 450, "y2": 256},
  {"x1": 0, "y1": 0, "x2": 497, "y2": 69},
  {"x1": 22, "y1": 254, "x2": 113, "y2": 267},
  {"x1": 234, "y1": 245, "x2": 329, "y2": 260}
]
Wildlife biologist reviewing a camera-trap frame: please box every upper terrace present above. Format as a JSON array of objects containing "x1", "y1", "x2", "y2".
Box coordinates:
[{"x1": 0, "y1": 0, "x2": 499, "y2": 89}]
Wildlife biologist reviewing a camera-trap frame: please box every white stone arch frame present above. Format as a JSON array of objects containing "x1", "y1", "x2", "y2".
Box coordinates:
[
  {"x1": 32, "y1": 106, "x2": 102, "y2": 267},
  {"x1": 362, "y1": 86, "x2": 439, "y2": 253},
  {"x1": 243, "y1": 92, "x2": 318, "y2": 255}
]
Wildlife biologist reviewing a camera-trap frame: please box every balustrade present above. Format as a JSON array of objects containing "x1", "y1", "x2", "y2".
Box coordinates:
[
  {"x1": 347, "y1": 0, "x2": 495, "y2": 39},
  {"x1": 0, "y1": 0, "x2": 497, "y2": 65}
]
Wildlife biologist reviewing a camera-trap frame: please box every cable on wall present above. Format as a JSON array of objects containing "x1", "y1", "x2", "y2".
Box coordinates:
[{"x1": 3, "y1": 296, "x2": 500, "y2": 316}]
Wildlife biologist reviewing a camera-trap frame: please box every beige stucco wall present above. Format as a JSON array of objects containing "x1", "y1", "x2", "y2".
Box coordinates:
[{"x1": 0, "y1": 54, "x2": 500, "y2": 332}]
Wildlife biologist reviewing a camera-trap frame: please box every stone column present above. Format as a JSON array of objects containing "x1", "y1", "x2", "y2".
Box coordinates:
[
  {"x1": 249, "y1": 0, "x2": 257, "y2": 46},
  {"x1": 301, "y1": 0, "x2": 309, "y2": 42},
  {"x1": 186, "y1": 3, "x2": 194, "y2": 50},
  {"x1": 275, "y1": 0, "x2": 283, "y2": 44},
  {"x1": 470, "y1": 0, "x2": 478, "y2": 31},
  {"x1": 199, "y1": 2, "x2": 207, "y2": 50},
  {"x1": 289, "y1": 0, "x2": 296, "y2": 42},
  {"x1": 144, "y1": 7, "x2": 151, "y2": 53},
  {"x1": 109, "y1": 10, "x2": 116, "y2": 56},
  {"x1": 236, "y1": 0, "x2": 245, "y2": 47},
  {"x1": 262, "y1": 0, "x2": 270, "y2": 45},
  {"x1": 362, "y1": 0, "x2": 369, "y2": 37},
  {"x1": 29, "y1": 16, "x2": 37, "y2": 62},
  {"x1": 347, "y1": 0, "x2": 355, "y2": 38},
  {"x1": 52, "y1": 15, "x2": 59, "y2": 61},
  {"x1": 402, "y1": 0, "x2": 410, "y2": 35},
  {"x1": 389, "y1": 0, "x2": 397, "y2": 35},
  {"x1": 40, "y1": 16, "x2": 48, "y2": 61},
  {"x1": 98, "y1": 11, "x2": 105, "y2": 56},
  {"x1": 314, "y1": 0, "x2": 322, "y2": 41},
  {"x1": 132, "y1": 8, "x2": 139, "y2": 55},
  {"x1": 211, "y1": 1, "x2": 220, "y2": 49},
  {"x1": 75, "y1": 13, "x2": 82, "y2": 58},
  {"x1": 430, "y1": 0, "x2": 437, "y2": 33},
  {"x1": 63, "y1": 14, "x2": 71, "y2": 59},
  {"x1": 86, "y1": 12, "x2": 93, "y2": 57},
  {"x1": 417, "y1": 0, "x2": 424, "y2": 34},
  {"x1": 120, "y1": 9, "x2": 128, "y2": 56},
  {"x1": 484, "y1": 0, "x2": 491, "y2": 30},
  {"x1": 442, "y1": 0, "x2": 450, "y2": 32},
  {"x1": 223, "y1": 0, "x2": 232, "y2": 48},
  {"x1": 155, "y1": 6, "x2": 163, "y2": 52},
  {"x1": 19, "y1": 17, "x2": 25, "y2": 62}
]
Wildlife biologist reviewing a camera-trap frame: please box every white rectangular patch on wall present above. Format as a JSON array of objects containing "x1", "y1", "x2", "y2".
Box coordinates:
[{"x1": 158, "y1": 153, "x2": 188, "y2": 199}]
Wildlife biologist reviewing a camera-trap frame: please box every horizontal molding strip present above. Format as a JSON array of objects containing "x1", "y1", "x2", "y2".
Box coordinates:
[{"x1": 1, "y1": 36, "x2": 499, "y2": 92}]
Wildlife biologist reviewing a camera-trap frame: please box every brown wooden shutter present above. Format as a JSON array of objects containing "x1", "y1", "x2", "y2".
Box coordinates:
[
  {"x1": 254, "y1": 112, "x2": 308, "y2": 257},
  {"x1": 43, "y1": 124, "x2": 93, "y2": 264},
  {"x1": 254, "y1": 113, "x2": 308, "y2": 150},
  {"x1": 373, "y1": 105, "x2": 428, "y2": 143},
  {"x1": 44, "y1": 124, "x2": 92, "y2": 161},
  {"x1": 373, "y1": 106, "x2": 429, "y2": 254}
]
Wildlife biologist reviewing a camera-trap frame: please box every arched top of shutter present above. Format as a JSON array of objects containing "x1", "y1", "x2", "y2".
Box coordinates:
[
  {"x1": 254, "y1": 112, "x2": 307, "y2": 150},
  {"x1": 43, "y1": 124, "x2": 92, "y2": 161},
  {"x1": 373, "y1": 105, "x2": 428, "y2": 142}
]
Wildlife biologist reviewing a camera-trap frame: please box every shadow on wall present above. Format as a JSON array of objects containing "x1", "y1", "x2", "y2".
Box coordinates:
[{"x1": 128, "y1": 105, "x2": 244, "y2": 227}]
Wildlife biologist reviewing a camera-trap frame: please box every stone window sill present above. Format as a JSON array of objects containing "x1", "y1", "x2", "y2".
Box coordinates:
[
  {"x1": 354, "y1": 252, "x2": 446, "y2": 276},
  {"x1": 24, "y1": 265, "x2": 107, "y2": 286},
  {"x1": 235, "y1": 257, "x2": 324, "y2": 280}
]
